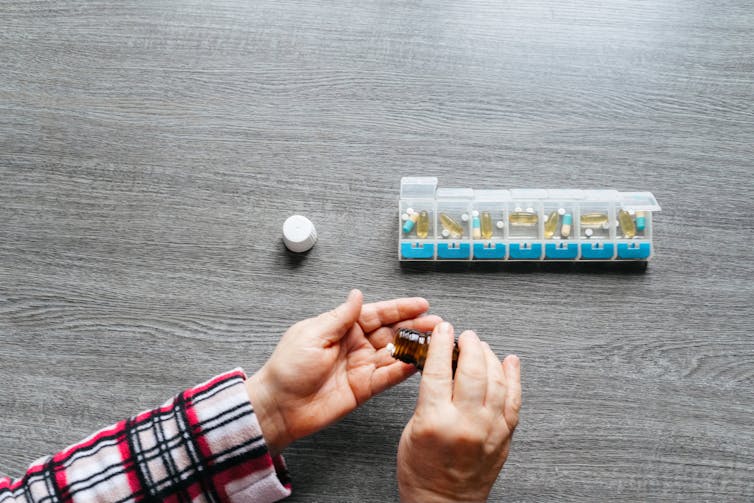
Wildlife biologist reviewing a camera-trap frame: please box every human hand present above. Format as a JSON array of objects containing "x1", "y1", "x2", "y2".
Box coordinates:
[
  {"x1": 397, "y1": 322, "x2": 521, "y2": 503},
  {"x1": 246, "y1": 289, "x2": 442, "y2": 456}
]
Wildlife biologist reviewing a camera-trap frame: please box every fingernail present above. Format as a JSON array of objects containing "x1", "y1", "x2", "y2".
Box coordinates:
[
  {"x1": 509, "y1": 355, "x2": 520, "y2": 367},
  {"x1": 348, "y1": 289, "x2": 360, "y2": 301},
  {"x1": 436, "y1": 321, "x2": 452, "y2": 335}
]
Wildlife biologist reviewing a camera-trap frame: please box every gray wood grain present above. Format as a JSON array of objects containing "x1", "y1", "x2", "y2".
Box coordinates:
[{"x1": 1, "y1": 0, "x2": 753, "y2": 500}]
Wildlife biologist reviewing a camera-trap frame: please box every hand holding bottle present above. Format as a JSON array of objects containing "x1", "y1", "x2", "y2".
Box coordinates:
[
  {"x1": 246, "y1": 289, "x2": 442, "y2": 456},
  {"x1": 397, "y1": 322, "x2": 521, "y2": 503}
]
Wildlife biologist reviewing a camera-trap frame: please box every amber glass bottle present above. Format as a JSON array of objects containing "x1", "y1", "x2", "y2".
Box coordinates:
[{"x1": 387, "y1": 328, "x2": 459, "y2": 375}]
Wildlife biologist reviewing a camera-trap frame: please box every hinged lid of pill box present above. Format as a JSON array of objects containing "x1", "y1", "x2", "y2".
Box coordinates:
[
  {"x1": 617, "y1": 192, "x2": 661, "y2": 212},
  {"x1": 400, "y1": 177, "x2": 437, "y2": 199},
  {"x1": 436, "y1": 187, "x2": 474, "y2": 200}
]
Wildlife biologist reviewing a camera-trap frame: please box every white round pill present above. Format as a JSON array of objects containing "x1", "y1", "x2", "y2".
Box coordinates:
[
  {"x1": 472, "y1": 210, "x2": 479, "y2": 217},
  {"x1": 461, "y1": 213, "x2": 469, "y2": 221},
  {"x1": 496, "y1": 220, "x2": 504, "y2": 229},
  {"x1": 558, "y1": 208, "x2": 566, "y2": 215}
]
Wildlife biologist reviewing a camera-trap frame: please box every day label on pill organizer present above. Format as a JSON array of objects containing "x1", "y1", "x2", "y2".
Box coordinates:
[{"x1": 398, "y1": 177, "x2": 660, "y2": 262}]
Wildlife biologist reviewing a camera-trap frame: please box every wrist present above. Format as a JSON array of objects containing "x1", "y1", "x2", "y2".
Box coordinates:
[
  {"x1": 399, "y1": 483, "x2": 486, "y2": 503},
  {"x1": 400, "y1": 486, "x2": 487, "y2": 503},
  {"x1": 398, "y1": 466, "x2": 488, "y2": 503},
  {"x1": 245, "y1": 369, "x2": 292, "y2": 457}
]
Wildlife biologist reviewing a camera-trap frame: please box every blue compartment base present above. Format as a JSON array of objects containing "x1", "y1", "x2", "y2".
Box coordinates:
[
  {"x1": 400, "y1": 242, "x2": 434, "y2": 259},
  {"x1": 580, "y1": 243, "x2": 615, "y2": 260},
  {"x1": 401, "y1": 241, "x2": 651, "y2": 262},
  {"x1": 617, "y1": 242, "x2": 651, "y2": 259},
  {"x1": 545, "y1": 242, "x2": 579, "y2": 260},
  {"x1": 473, "y1": 242, "x2": 506, "y2": 260},
  {"x1": 509, "y1": 243, "x2": 542, "y2": 260},
  {"x1": 437, "y1": 242, "x2": 471, "y2": 259}
]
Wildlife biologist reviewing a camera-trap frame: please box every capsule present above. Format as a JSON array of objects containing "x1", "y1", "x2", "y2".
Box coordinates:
[
  {"x1": 439, "y1": 213, "x2": 464, "y2": 238},
  {"x1": 387, "y1": 328, "x2": 458, "y2": 375},
  {"x1": 509, "y1": 211, "x2": 538, "y2": 226},
  {"x1": 580, "y1": 212, "x2": 609, "y2": 227},
  {"x1": 618, "y1": 209, "x2": 636, "y2": 238},
  {"x1": 402, "y1": 212, "x2": 418, "y2": 233},
  {"x1": 544, "y1": 211, "x2": 559, "y2": 239},
  {"x1": 416, "y1": 210, "x2": 430, "y2": 238},
  {"x1": 471, "y1": 210, "x2": 481, "y2": 239},
  {"x1": 635, "y1": 211, "x2": 647, "y2": 232},
  {"x1": 561, "y1": 213, "x2": 573, "y2": 238},
  {"x1": 480, "y1": 211, "x2": 494, "y2": 239}
]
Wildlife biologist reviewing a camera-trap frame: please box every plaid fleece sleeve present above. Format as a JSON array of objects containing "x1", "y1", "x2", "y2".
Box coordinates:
[{"x1": 0, "y1": 369, "x2": 292, "y2": 502}]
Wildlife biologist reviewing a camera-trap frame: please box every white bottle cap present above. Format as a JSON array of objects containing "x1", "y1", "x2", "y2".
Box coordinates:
[{"x1": 283, "y1": 215, "x2": 318, "y2": 253}]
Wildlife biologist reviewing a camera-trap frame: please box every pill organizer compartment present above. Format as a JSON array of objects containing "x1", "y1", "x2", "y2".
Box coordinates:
[
  {"x1": 399, "y1": 177, "x2": 437, "y2": 260},
  {"x1": 578, "y1": 195, "x2": 615, "y2": 260},
  {"x1": 615, "y1": 192, "x2": 659, "y2": 260},
  {"x1": 436, "y1": 188, "x2": 473, "y2": 260},
  {"x1": 508, "y1": 190, "x2": 544, "y2": 260},
  {"x1": 542, "y1": 197, "x2": 579, "y2": 260},
  {"x1": 472, "y1": 190, "x2": 508, "y2": 260}
]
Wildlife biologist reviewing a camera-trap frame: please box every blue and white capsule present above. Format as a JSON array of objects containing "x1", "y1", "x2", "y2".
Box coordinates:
[
  {"x1": 402, "y1": 208, "x2": 418, "y2": 233},
  {"x1": 635, "y1": 211, "x2": 647, "y2": 232},
  {"x1": 471, "y1": 210, "x2": 481, "y2": 239},
  {"x1": 561, "y1": 213, "x2": 573, "y2": 238}
]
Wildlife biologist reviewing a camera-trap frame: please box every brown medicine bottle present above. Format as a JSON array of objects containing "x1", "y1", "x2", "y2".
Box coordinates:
[{"x1": 387, "y1": 328, "x2": 459, "y2": 375}]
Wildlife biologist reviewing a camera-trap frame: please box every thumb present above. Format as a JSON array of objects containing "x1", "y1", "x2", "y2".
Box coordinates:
[{"x1": 316, "y1": 289, "x2": 363, "y2": 343}]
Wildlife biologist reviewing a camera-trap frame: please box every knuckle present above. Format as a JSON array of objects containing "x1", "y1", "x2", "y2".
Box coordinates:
[
  {"x1": 451, "y1": 425, "x2": 486, "y2": 446},
  {"x1": 421, "y1": 369, "x2": 453, "y2": 385},
  {"x1": 511, "y1": 393, "x2": 522, "y2": 412},
  {"x1": 412, "y1": 420, "x2": 444, "y2": 443},
  {"x1": 491, "y1": 376, "x2": 506, "y2": 390},
  {"x1": 505, "y1": 410, "x2": 520, "y2": 431},
  {"x1": 457, "y1": 366, "x2": 486, "y2": 382},
  {"x1": 480, "y1": 407, "x2": 496, "y2": 425}
]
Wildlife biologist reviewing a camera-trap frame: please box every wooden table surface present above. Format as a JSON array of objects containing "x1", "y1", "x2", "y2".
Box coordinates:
[{"x1": 2, "y1": 1, "x2": 753, "y2": 500}]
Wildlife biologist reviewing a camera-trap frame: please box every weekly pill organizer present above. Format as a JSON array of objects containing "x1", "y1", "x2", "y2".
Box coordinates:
[{"x1": 399, "y1": 177, "x2": 660, "y2": 262}]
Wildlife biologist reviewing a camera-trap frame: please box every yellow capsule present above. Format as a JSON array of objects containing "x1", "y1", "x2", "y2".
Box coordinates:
[
  {"x1": 439, "y1": 213, "x2": 464, "y2": 238},
  {"x1": 509, "y1": 211, "x2": 538, "y2": 226},
  {"x1": 544, "y1": 211, "x2": 559, "y2": 238},
  {"x1": 618, "y1": 209, "x2": 636, "y2": 238},
  {"x1": 480, "y1": 211, "x2": 493, "y2": 239},
  {"x1": 580, "y1": 212, "x2": 609, "y2": 227},
  {"x1": 416, "y1": 210, "x2": 430, "y2": 238}
]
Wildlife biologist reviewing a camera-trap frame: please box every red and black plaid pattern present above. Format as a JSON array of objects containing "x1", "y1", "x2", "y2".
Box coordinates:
[{"x1": 0, "y1": 369, "x2": 292, "y2": 502}]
